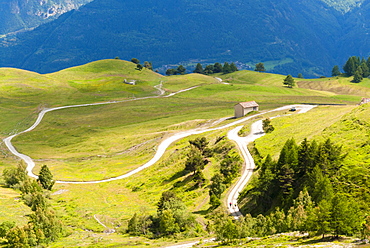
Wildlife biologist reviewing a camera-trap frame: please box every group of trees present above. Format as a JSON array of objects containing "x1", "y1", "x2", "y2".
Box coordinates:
[
  {"x1": 127, "y1": 191, "x2": 201, "y2": 237},
  {"x1": 213, "y1": 189, "x2": 366, "y2": 244},
  {"x1": 193, "y1": 62, "x2": 238, "y2": 75},
  {"x1": 166, "y1": 62, "x2": 238, "y2": 76},
  {"x1": 131, "y1": 58, "x2": 153, "y2": 71},
  {"x1": 165, "y1": 65, "x2": 186, "y2": 75},
  {"x1": 234, "y1": 138, "x2": 366, "y2": 239},
  {"x1": 127, "y1": 136, "x2": 244, "y2": 238},
  {"x1": 332, "y1": 56, "x2": 370, "y2": 83},
  {"x1": 1, "y1": 164, "x2": 63, "y2": 247}
]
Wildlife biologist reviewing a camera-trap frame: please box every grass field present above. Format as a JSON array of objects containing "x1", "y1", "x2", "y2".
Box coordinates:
[{"x1": 1, "y1": 59, "x2": 370, "y2": 246}]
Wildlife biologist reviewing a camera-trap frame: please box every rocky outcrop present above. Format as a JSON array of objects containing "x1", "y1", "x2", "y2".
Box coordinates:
[{"x1": 0, "y1": 0, "x2": 92, "y2": 35}]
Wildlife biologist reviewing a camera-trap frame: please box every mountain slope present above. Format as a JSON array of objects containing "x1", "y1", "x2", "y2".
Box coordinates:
[
  {"x1": 0, "y1": 0, "x2": 92, "y2": 36},
  {"x1": 0, "y1": 0, "x2": 343, "y2": 77}
]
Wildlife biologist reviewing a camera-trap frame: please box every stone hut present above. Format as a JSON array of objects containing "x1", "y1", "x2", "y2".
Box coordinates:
[{"x1": 234, "y1": 101, "x2": 259, "y2": 118}]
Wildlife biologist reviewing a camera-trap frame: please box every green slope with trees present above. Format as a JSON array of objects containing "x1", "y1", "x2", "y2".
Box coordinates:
[{"x1": 1, "y1": 60, "x2": 370, "y2": 246}]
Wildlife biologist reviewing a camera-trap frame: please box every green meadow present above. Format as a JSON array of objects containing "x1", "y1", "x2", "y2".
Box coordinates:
[{"x1": 1, "y1": 59, "x2": 369, "y2": 246}]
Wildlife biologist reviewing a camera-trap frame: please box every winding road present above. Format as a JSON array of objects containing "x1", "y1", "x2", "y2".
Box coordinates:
[
  {"x1": 226, "y1": 105, "x2": 316, "y2": 218},
  {"x1": 3, "y1": 82, "x2": 316, "y2": 189}
]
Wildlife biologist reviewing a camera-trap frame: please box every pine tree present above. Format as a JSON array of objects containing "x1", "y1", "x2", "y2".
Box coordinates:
[
  {"x1": 297, "y1": 138, "x2": 316, "y2": 179},
  {"x1": 189, "y1": 137, "x2": 211, "y2": 157},
  {"x1": 204, "y1": 64, "x2": 214, "y2": 75},
  {"x1": 309, "y1": 165, "x2": 333, "y2": 204},
  {"x1": 185, "y1": 146, "x2": 207, "y2": 174},
  {"x1": 309, "y1": 199, "x2": 332, "y2": 238},
  {"x1": 222, "y1": 62, "x2": 232, "y2": 74},
  {"x1": 209, "y1": 173, "x2": 225, "y2": 207},
  {"x1": 360, "y1": 62, "x2": 370, "y2": 77},
  {"x1": 283, "y1": 75, "x2": 295, "y2": 88},
  {"x1": 353, "y1": 67, "x2": 363, "y2": 83},
  {"x1": 176, "y1": 65, "x2": 186, "y2": 75},
  {"x1": 165, "y1": 68, "x2": 176, "y2": 76},
  {"x1": 278, "y1": 164, "x2": 294, "y2": 197},
  {"x1": 331, "y1": 194, "x2": 361, "y2": 237},
  {"x1": 230, "y1": 62, "x2": 238, "y2": 72},
  {"x1": 193, "y1": 63, "x2": 204, "y2": 74},
  {"x1": 331, "y1": 65, "x2": 341, "y2": 76},
  {"x1": 343, "y1": 56, "x2": 360, "y2": 76},
  {"x1": 213, "y1": 62, "x2": 223, "y2": 73},
  {"x1": 37, "y1": 165, "x2": 54, "y2": 190}
]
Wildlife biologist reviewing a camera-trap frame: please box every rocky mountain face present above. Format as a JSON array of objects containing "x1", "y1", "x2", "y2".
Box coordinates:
[
  {"x1": 0, "y1": 0, "x2": 92, "y2": 35},
  {"x1": 320, "y1": 0, "x2": 365, "y2": 12},
  {"x1": 0, "y1": 0, "x2": 369, "y2": 77}
]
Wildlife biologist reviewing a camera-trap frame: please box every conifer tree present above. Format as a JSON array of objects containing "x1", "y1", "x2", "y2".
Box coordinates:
[
  {"x1": 331, "y1": 65, "x2": 341, "y2": 76},
  {"x1": 185, "y1": 146, "x2": 208, "y2": 175},
  {"x1": 213, "y1": 62, "x2": 223, "y2": 73},
  {"x1": 204, "y1": 64, "x2": 214, "y2": 75},
  {"x1": 343, "y1": 56, "x2": 360, "y2": 76},
  {"x1": 353, "y1": 67, "x2": 363, "y2": 83},
  {"x1": 176, "y1": 65, "x2": 186, "y2": 75},
  {"x1": 309, "y1": 199, "x2": 332, "y2": 238},
  {"x1": 209, "y1": 173, "x2": 226, "y2": 207},
  {"x1": 165, "y1": 68, "x2": 176, "y2": 76},
  {"x1": 230, "y1": 62, "x2": 238, "y2": 72},
  {"x1": 222, "y1": 62, "x2": 232, "y2": 74},
  {"x1": 283, "y1": 75, "x2": 295, "y2": 88},
  {"x1": 37, "y1": 165, "x2": 54, "y2": 190},
  {"x1": 360, "y1": 62, "x2": 370, "y2": 77},
  {"x1": 331, "y1": 194, "x2": 361, "y2": 238},
  {"x1": 193, "y1": 63, "x2": 204, "y2": 74}
]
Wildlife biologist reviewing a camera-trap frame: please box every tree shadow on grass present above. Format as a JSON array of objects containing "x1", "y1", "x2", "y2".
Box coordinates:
[
  {"x1": 162, "y1": 170, "x2": 188, "y2": 185},
  {"x1": 299, "y1": 235, "x2": 344, "y2": 246},
  {"x1": 192, "y1": 209, "x2": 211, "y2": 215}
]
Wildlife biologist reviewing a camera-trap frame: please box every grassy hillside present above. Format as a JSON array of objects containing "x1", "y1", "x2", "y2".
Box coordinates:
[
  {"x1": 10, "y1": 69, "x2": 361, "y2": 181},
  {"x1": 1, "y1": 61, "x2": 370, "y2": 246},
  {"x1": 0, "y1": 59, "x2": 163, "y2": 137}
]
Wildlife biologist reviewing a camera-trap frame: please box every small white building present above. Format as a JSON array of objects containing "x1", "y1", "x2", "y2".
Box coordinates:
[
  {"x1": 359, "y1": 98, "x2": 370, "y2": 105},
  {"x1": 234, "y1": 101, "x2": 259, "y2": 118}
]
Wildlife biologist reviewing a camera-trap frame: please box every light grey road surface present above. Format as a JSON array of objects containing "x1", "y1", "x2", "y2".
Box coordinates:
[{"x1": 226, "y1": 105, "x2": 316, "y2": 218}]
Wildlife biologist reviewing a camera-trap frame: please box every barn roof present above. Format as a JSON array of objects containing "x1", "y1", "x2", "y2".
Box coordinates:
[{"x1": 236, "y1": 101, "x2": 259, "y2": 108}]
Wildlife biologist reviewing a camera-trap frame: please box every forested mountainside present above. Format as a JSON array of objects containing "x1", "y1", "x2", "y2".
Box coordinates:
[
  {"x1": 0, "y1": 0, "x2": 92, "y2": 36},
  {"x1": 0, "y1": 0, "x2": 369, "y2": 77}
]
